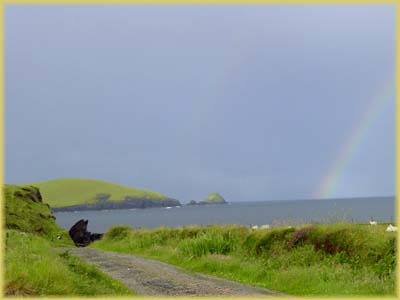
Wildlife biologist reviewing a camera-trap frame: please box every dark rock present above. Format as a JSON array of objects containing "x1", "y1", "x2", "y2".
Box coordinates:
[
  {"x1": 69, "y1": 219, "x2": 90, "y2": 247},
  {"x1": 52, "y1": 197, "x2": 182, "y2": 212},
  {"x1": 69, "y1": 219, "x2": 103, "y2": 247},
  {"x1": 90, "y1": 233, "x2": 103, "y2": 242}
]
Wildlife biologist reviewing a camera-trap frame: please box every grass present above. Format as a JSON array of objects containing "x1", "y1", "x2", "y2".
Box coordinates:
[
  {"x1": 4, "y1": 184, "x2": 72, "y2": 240},
  {"x1": 203, "y1": 192, "x2": 226, "y2": 203},
  {"x1": 4, "y1": 184, "x2": 134, "y2": 296},
  {"x1": 26, "y1": 178, "x2": 169, "y2": 207},
  {"x1": 91, "y1": 223, "x2": 396, "y2": 296},
  {"x1": 5, "y1": 230, "x2": 133, "y2": 296}
]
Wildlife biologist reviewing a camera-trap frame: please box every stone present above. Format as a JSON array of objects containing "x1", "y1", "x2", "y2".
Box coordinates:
[{"x1": 69, "y1": 219, "x2": 103, "y2": 247}]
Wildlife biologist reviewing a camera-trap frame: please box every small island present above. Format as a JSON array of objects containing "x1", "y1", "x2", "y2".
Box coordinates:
[{"x1": 187, "y1": 192, "x2": 227, "y2": 205}]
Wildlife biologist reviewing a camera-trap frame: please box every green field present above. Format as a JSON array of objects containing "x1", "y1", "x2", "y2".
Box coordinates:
[
  {"x1": 26, "y1": 178, "x2": 168, "y2": 207},
  {"x1": 92, "y1": 223, "x2": 396, "y2": 296},
  {"x1": 4, "y1": 184, "x2": 134, "y2": 296}
]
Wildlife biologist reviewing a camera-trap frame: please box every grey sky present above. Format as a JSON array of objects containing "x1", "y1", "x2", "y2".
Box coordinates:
[{"x1": 5, "y1": 5, "x2": 395, "y2": 202}]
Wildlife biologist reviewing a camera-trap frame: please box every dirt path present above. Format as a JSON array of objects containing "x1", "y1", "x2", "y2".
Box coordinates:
[{"x1": 67, "y1": 247, "x2": 286, "y2": 296}]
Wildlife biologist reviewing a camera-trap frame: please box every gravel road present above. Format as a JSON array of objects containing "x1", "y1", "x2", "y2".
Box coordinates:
[{"x1": 67, "y1": 247, "x2": 286, "y2": 297}]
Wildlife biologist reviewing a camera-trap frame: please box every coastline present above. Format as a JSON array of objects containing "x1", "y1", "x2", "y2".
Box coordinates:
[{"x1": 51, "y1": 197, "x2": 181, "y2": 212}]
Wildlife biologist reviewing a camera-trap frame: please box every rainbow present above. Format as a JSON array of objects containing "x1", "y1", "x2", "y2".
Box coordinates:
[{"x1": 315, "y1": 78, "x2": 395, "y2": 199}]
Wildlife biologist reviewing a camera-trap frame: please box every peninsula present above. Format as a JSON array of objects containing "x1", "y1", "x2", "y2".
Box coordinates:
[{"x1": 25, "y1": 178, "x2": 181, "y2": 212}]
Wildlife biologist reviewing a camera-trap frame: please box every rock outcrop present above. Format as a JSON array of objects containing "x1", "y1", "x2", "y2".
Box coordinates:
[
  {"x1": 69, "y1": 219, "x2": 103, "y2": 247},
  {"x1": 187, "y1": 193, "x2": 227, "y2": 206}
]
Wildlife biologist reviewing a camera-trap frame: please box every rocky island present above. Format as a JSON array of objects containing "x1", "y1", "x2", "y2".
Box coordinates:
[{"x1": 187, "y1": 192, "x2": 227, "y2": 205}]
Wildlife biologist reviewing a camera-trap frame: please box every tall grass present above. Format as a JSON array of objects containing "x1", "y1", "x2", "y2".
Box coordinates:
[
  {"x1": 5, "y1": 230, "x2": 133, "y2": 296},
  {"x1": 92, "y1": 223, "x2": 396, "y2": 296}
]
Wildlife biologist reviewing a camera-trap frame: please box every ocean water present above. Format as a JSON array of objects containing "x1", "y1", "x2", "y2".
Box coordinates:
[{"x1": 54, "y1": 196, "x2": 395, "y2": 233}]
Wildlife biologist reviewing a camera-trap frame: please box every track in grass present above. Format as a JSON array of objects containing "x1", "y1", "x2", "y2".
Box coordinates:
[{"x1": 68, "y1": 247, "x2": 285, "y2": 296}]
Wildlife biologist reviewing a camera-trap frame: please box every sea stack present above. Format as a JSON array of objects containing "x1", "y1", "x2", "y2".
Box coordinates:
[{"x1": 200, "y1": 193, "x2": 227, "y2": 205}]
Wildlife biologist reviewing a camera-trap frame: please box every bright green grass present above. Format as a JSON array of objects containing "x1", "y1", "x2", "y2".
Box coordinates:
[
  {"x1": 4, "y1": 184, "x2": 134, "y2": 296},
  {"x1": 27, "y1": 178, "x2": 168, "y2": 207},
  {"x1": 5, "y1": 230, "x2": 133, "y2": 296},
  {"x1": 4, "y1": 184, "x2": 72, "y2": 242},
  {"x1": 92, "y1": 224, "x2": 396, "y2": 296}
]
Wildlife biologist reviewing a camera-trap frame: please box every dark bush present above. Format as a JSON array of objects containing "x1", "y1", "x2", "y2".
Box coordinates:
[
  {"x1": 254, "y1": 227, "x2": 295, "y2": 255},
  {"x1": 289, "y1": 226, "x2": 315, "y2": 247},
  {"x1": 311, "y1": 229, "x2": 348, "y2": 255}
]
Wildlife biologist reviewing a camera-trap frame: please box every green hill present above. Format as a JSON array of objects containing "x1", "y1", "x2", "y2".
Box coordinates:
[
  {"x1": 202, "y1": 192, "x2": 227, "y2": 204},
  {"x1": 26, "y1": 178, "x2": 170, "y2": 208}
]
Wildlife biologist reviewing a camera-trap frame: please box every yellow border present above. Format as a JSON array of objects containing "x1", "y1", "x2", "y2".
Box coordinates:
[
  {"x1": 2, "y1": 0, "x2": 399, "y2": 4},
  {"x1": 396, "y1": 2, "x2": 399, "y2": 298},
  {"x1": 0, "y1": 4, "x2": 4, "y2": 300},
  {"x1": 1, "y1": 2, "x2": 398, "y2": 300},
  {"x1": 3, "y1": 0, "x2": 399, "y2": 5}
]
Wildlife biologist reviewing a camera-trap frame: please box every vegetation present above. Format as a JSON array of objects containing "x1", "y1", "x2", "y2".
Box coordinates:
[
  {"x1": 4, "y1": 184, "x2": 134, "y2": 296},
  {"x1": 92, "y1": 223, "x2": 396, "y2": 296},
  {"x1": 5, "y1": 230, "x2": 132, "y2": 296},
  {"x1": 26, "y1": 178, "x2": 169, "y2": 207},
  {"x1": 202, "y1": 192, "x2": 226, "y2": 203},
  {"x1": 4, "y1": 184, "x2": 71, "y2": 240}
]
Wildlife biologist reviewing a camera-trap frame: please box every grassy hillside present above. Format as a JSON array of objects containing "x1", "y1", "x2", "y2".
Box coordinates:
[
  {"x1": 4, "y1": 184, "x2": 134, "y2": 296},
  {"x1": 92, "y1": 223, "x2": 396, "y2": 296},
  {"x1": 6, "y1": 231, "x2": 132, "y2": 296},
  {"x1": 27, "y1": 178, "x2": 168, "y2": 208},
  {"x1": 4, "y1": 185, "x2": 68, "y2": 240},
  {"x1": 203, "y1": 192, "x2": 226, "y2": 203}
]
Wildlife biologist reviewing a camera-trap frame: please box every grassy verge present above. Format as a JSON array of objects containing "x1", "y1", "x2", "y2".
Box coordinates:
[
  {"x1": 5, "y1": 230, "x2": 133, "y2": 296},
  {"x1": 4, "y1": 184, "x2": 135, "y2": 296},
  {"x1": 92, "y1": 224, "x2": 396, "y2": 296}
]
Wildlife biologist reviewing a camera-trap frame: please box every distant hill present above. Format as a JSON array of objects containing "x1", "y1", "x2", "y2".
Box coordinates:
[
  {"x1": 202, "y1": 192, "x2": 227, "y2": 204},
  {"x1": 188, "y1": 192, "x2": 227, "y2": 205},
  {"x1": 25, "y1": 178, "x2": 180, "y2": 211}
]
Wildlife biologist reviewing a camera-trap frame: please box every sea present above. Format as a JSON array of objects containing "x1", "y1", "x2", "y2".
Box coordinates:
[{"x1": 54, "y1": 196, "x2": 395, "y2": 233}]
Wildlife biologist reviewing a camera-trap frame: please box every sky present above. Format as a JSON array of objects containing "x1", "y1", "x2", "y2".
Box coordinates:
[{"x1": 5, "y1": 5, "x2": 395, "y2": 202}]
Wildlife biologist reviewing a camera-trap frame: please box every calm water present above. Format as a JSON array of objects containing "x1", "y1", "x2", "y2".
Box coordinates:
[{"x1": 54, "y1": 197, "x2": 395, "y2": 233}]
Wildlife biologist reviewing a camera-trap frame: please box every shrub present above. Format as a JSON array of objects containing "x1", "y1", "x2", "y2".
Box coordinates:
[
  {"x1": 372, "y1": 237, "x2": 396, "y2": 276},
  {"x1": 104, "y1": 226, "x2": 132, "y2": 240},
  {"x1": 289, "y1": 226, "x2": 315, "y2": 247},
  {"x1": 254, "y1": 227, "x2": 295, "y2": 255},
  {"x1": 312, "y1": 229, "x2": 349, "y2": 255}
]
